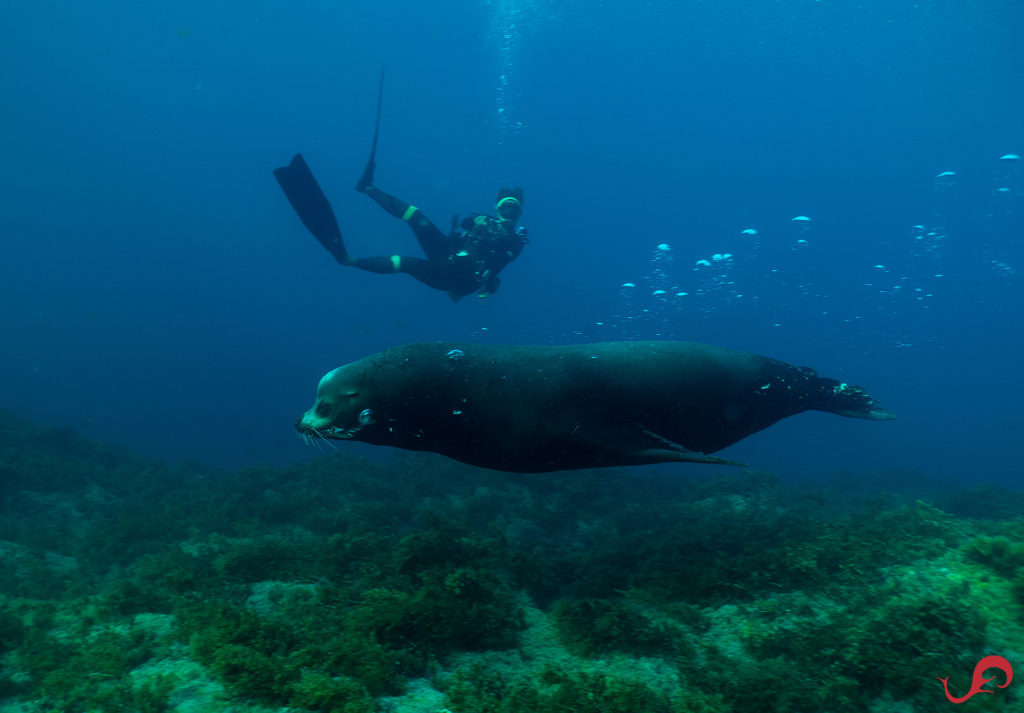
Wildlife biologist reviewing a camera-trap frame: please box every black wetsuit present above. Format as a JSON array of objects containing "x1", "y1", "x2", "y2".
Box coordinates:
[
  {"x1": 354, "y1": 186, "x2": 527, "y2": 299},
  {"x1": 272, "y1": 153, "x2": 526, "y2": 300}
]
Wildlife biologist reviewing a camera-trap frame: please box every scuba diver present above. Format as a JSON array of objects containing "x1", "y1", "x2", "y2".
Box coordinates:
[
  {"x1": 273, "y1": 72, "x2": 527, "y2": 300},
  {"x1": 274, "y1": 154, "x2": 527, "y2": 300}
]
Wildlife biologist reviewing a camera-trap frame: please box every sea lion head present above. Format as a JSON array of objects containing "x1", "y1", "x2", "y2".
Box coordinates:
[{"x1": 294, "y1": 363, "x2": 377, "y2": 441}]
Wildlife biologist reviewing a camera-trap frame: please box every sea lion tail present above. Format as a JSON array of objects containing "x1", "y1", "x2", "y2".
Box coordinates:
[{"x1": 813, "y1": 376, "x2": 895, "y2": 421}]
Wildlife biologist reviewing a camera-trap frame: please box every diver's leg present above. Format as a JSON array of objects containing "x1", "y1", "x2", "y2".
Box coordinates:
[
  {"x1": 360, "y1": 185, "x2": 410, "y2": 219},
  {"x1": 361, "y1": 187, "x2": 451, "y2": 261},
  {"x1": 404, "y1": 211, "x2": 452, "y2": 261},
  {"x1": 396, "y1": 257, "x2": 458, "y2": 291},
  {"x1": 349, "y1": 255, "x2": 457, "y2": 292},
  {"x1": 348, "y1": 255, "x2": 402, "y2": 274}
]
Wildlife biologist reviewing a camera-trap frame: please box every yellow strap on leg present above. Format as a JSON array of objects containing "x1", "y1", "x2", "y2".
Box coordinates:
[
  {"x1": 401, "y1": 205, "x2": 418, "y2": 222},
  {"x1": 390, "y1": 255, "x2": 401, "y2": 272}
]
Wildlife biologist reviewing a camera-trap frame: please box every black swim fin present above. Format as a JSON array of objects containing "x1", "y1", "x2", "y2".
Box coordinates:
[
  {"x1": 355, "y1": 67, "x2": 385, "y2": 193},
  {"x1": 273, "y1": 153, "x2": 350, "y2": 265}
]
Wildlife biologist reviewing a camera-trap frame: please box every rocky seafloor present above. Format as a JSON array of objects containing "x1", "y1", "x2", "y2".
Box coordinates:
[{"x1": 0, "y1": 409, "x2": 1021, "y2": 713}]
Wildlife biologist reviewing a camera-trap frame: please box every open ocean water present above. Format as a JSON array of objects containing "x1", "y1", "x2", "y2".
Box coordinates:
[{"x1": 0, "y1": 0, "x2": 1021, "y2": 483}]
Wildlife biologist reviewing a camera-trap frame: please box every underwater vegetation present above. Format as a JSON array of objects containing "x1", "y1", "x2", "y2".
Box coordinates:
[{"x1": 0, "y1": 408, "x2": 1021, "y2": 713}]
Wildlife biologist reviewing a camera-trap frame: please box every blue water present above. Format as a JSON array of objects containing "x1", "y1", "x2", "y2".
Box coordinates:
[{"x1": 1, "y1": 0, "x2": 1021, "y2": 484}]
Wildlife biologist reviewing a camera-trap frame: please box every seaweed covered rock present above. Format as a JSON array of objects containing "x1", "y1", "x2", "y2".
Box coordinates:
[{"x1": 0, "y1": 409, "x2": 1021, "y2": 712}]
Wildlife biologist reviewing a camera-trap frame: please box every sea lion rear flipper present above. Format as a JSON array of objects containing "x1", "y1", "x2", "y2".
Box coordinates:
[
  {"x1": 812, "y1": 377, "x2": 896, "y2": 421},
  {"x1": 273, "y1": 153, "x2": 350, "y2": 265}
]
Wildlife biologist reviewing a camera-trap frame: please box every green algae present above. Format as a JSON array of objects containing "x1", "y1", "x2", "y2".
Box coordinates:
[{"x1": 0, "y1": 410, "x2": 1021, "y2": 713}]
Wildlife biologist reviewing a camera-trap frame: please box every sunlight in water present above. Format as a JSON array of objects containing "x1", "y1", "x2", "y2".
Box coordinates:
[
  {"x1": 488, "y1": 0, "x2": 525, "y2": 139},
  {"x1": 485, "y1": 0, "x2": 560, "y2": 141}
]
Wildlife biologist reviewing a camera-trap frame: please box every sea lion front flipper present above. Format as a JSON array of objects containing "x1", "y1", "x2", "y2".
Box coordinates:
[
  {"x1": 575, "y1": 423, "x2": 747, "y2": 467},
  {"x1": 635, "y1": 428, "x2": 748, "y2": 466},
  {"x1": 633, "y1": 448, "x2": 746, "y2": 466}
]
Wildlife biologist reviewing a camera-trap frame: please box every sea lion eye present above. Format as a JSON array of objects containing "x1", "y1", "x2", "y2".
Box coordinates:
[
  {"x1": 358, "y1": 409, "x2": 375, "y2": 425},
  {"x1": 315, "y1": 402, "x2": 332, "y2": 416}
]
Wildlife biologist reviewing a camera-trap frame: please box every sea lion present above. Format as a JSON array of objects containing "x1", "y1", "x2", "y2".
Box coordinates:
[{"x1": 295, "y1": 341, "x2": 894, "y2": 473}]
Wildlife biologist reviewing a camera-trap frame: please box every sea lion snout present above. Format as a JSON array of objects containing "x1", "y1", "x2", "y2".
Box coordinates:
[
  {"x1": 294, "y1": 411, "x2": 321, "y2": 434},
  {"x1": 295, "y1": 400, "x2": 335, "y2": 432}
]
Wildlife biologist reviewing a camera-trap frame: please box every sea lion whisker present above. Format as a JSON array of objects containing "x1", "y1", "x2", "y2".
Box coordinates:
[
  {"x1": 310, "y1": 431, "x2": 326, "y2": 452},
  {"x1": 307, "y1": 427, "x2": 338, "y2": 451}
]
